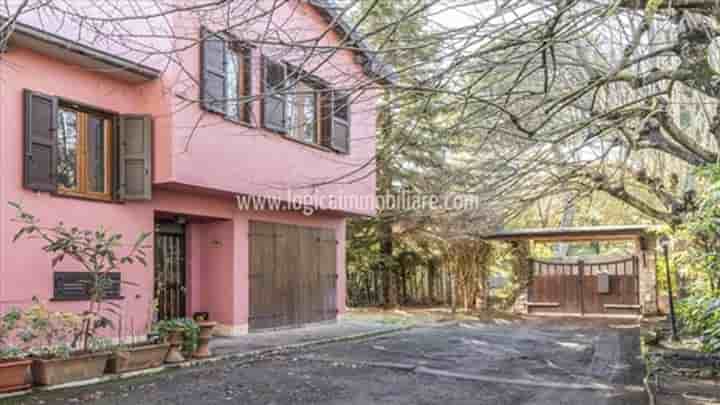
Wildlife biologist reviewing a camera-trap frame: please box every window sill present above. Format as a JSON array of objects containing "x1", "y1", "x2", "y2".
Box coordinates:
[
  {"x1": 53, "y1": 190, "x2": 120, "y2": 204},
  {"x1": 50, "y1": 296, "x2": 125, "y2": 302},
  {"x1": 268, "y1": 130, "x2": 348, "y2": 155},
  {"x1": 223, "y1": 115, "x2": 255, "y2": 129}
]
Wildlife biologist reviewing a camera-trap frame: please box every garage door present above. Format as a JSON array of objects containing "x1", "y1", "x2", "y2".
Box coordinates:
[{"x1": 249, "y1": 221, "x2": 338, "y2": 330}]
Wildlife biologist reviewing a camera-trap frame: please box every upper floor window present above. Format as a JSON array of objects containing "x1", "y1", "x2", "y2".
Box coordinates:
[
  {"x1": 262, "y1": 59, "x2": 351, "y2": 154},
  {"x1": 199, "y1": 29, "x2": 351, "y2": 154},
  {"x1": 201, "y1": 29, "x2": 252, "y2": 125},
  {"x1": 23, "y1": 90, "x2": 153, "y2": 201}
]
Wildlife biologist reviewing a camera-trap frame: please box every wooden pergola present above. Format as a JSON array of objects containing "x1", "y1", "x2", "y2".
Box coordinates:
[{"x1": 483, "y1": 225, "x2": 660, "y2": 317}]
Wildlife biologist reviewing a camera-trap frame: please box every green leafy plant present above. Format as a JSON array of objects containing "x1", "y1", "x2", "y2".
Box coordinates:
[
  {"x1": 0, "y1": 347, "x2": 28, "y2": 361},
  {"x1": 0, "y1": 308, "x2": 33, "y2": 361},
  {"x1": 153, "y1": 318, "x2": 199, "y2": 354},
  {"x1": 22, "y1": 300, "x2": 82, "y2": 359},
  {"x1": 10, "y1": 202, "x2": 150, "y2": 354},
  {"x1": 678, "y1": 296, "x2": 720, "y2": 353}
]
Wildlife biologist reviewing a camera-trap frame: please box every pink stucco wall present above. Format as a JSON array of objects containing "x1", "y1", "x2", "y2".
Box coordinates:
[
  {"x1": 0, "y1": 1, "x2": 373, "y2": 335},
  {"x1": 158, "y1": 8, "x2": 379, "y2": 215}
]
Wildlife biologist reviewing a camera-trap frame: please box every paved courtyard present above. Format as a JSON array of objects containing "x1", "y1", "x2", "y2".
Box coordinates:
[{"x1": 2, "y1": 317, "x2": 647, "y2": 405}]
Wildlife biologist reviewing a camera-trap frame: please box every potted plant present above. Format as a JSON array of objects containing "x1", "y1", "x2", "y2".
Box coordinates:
[
  {"x1": 23, "y1": 301, "x2": 114, "y2": 386},
  {"x1": 0, "y1": 309, "x2": 32, "y2": 393},
  {"x1": 10, "y1": 203, "x2": 150, "y2": 385},
  {"x1": 106, "y1": 339, "x2": 171, "y2": 373},
  {"x1": 106, "y1": 318, "x2": 170, "y2": 374},
  {"x1": 154, "y1": 318, "x2": 199, "y2": 363}
]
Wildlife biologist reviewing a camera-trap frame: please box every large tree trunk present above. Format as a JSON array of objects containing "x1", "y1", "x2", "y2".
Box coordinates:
[
  {"x1": 378, "y1": 218, "x2": 398, "y2": 309},
  {"x1": 374, "y1": 264, "x2": 382, "y2": 305},
  {"x1": 428, "y1": 258, "x2": 437, "y2": 303}
]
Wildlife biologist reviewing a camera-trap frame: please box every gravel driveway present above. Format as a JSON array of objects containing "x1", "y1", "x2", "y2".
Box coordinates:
[{"x1": 2, "y1": 317, "x2": 647, "y2": 405}]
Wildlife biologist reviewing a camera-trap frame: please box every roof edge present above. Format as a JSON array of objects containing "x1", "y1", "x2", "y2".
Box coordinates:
[
  {"x1": 307, "y1": 0, "x2": 398, "y2": 85},
  {"x1": 1, "y1": 16, "x2": 162, "y2": 83}
]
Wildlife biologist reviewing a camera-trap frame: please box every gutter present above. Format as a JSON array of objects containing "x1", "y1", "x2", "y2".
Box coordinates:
[{"x1": 0, "y1": 16, "x2": 161, "y2": 82}]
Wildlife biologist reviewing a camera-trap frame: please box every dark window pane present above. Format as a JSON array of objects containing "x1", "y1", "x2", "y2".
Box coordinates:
[
  {"x1": 265, "y1": 96, "x2": 285, "y2": 129},
  {"x1": 205, "y1": 72, "x2": 225, "y2": 112},
  {"x1": 87, "y1": 116, "x2": 106, "y2": 193},
  {"x1": 334, "y1": 93, "x2": 349, "y2": 121},
  {"x1": 57, "y1": 108, "x2": 78, "y2": 190},
  {"x1": 266, "y1": 61, "x2": 285, "y2": 90}
]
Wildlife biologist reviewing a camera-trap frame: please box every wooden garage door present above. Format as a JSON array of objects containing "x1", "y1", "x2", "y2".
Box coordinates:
[{"x1": 249, "y1": 221, "x2": 338, "y2": 330}]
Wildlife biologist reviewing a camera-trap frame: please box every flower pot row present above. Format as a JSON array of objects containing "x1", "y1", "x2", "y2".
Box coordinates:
[{"x1": 0, "y1": 321, "x2": 217, "y2": 392}]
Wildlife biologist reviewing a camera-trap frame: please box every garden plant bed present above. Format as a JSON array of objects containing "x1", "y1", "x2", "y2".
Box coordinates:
[
  {"x1": 32, "y1": 352, "x2": 112, "y2": 386},
  {"x1": 107, "y1": 342, "x2": 171, "y2": 374},
  {"x1": 0, "y1": 359, "x2": 32, "y2": 393}
]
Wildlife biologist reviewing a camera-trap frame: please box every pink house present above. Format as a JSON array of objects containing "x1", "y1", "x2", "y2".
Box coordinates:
[{"x1": 0, "y1": 1, "x2": 387, "y2": 336}]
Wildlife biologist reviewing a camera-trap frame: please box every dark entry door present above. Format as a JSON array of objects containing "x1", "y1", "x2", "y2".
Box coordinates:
[
  {"x1": 154, "y1": 221, "x2": 187, "y2": 321},
  {"x1": 249, "y1": 221, "x2": 338, "y2": 330}
]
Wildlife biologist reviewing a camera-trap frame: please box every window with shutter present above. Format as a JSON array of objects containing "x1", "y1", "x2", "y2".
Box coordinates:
[
  {"x1": 23, "y1": 90, "x2": 58, "y2": 192},
  {"x1": 201, "y1": 28, "x2": 254, "y2": 124},
  {"x1": 23, "y1": 90, "x2": 152, "y2": 202},
  {"x1": 258, "y1": 62, "x2": 350, "y2": 153},
  {"x1": 119, "y1": 115, "x2": 152, "y2": 200}
]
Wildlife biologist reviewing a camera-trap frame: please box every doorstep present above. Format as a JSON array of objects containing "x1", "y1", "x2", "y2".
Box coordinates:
[{"x1": 0, "y1": 321, "x2": 412, "y2": 400}]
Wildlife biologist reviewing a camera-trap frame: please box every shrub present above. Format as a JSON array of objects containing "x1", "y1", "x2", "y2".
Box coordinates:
[
  {"x1": 10, "y1": 202, "x2": 150, "y2": 353},
  {"x1": 678, "y1": 296, "x2": 720, "y2": 353},
  {"x1": 0, "y1": 308, "x2": 32, "y2": 361}
]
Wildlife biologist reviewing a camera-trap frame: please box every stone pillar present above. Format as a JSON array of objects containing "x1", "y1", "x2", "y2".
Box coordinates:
[
  {"x1": 637, "y1": 234, "x2": 658, "y2": 316},
  {"x1": 510, "y1": 240, "x2": 531, "y2": 314}
]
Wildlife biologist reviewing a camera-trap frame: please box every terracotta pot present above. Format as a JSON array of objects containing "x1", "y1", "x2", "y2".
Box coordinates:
[
  {"x1": 193, "y1": 321, "x2": 217, "y2": 359},
  {"x1": 0, "y1": 359, "x2": 32, "y2": 393},
  {"x1": 31, "y1": 352, "x2": 111, "y2": 386},
  {"x1": 106, "y1": 342, "x2": 171, "y2": 373},
  {"x1": 165, "y1": 329, "x2": 185, "y2": 363}
]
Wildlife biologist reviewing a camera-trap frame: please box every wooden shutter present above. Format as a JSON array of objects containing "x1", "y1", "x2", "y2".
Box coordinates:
[
  {"x1": 262, "y1": 57, "x2": 287, "y2": 132},
  {"x1": 241, "y1": 48, "x2": 253, "y2": 124},
  {"x1": 200, "y1": 29, "x2": 226, "y2": 114},
  {"x1": 320, "y1": 92, "x2": 350, "y2": 153},
  {"x1": 23, "y1": 89, "x2": 58, "y2": 191},
  {"x1": 119, "y1": 115, "x2": 152, "y2": 200}
]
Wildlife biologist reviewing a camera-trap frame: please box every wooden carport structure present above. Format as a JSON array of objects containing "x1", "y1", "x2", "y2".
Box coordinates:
[{"x1": 484, "y1": 225, "x2": 659, "y2": 317}]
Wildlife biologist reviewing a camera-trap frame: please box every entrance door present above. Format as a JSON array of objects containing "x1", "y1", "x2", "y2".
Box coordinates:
[
  {"x1": 249, "y1": 221, "x2": 338, "y2": 330},
  {"x1": 154, "y1": 221, "x2": 187, "y2": 321}
]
